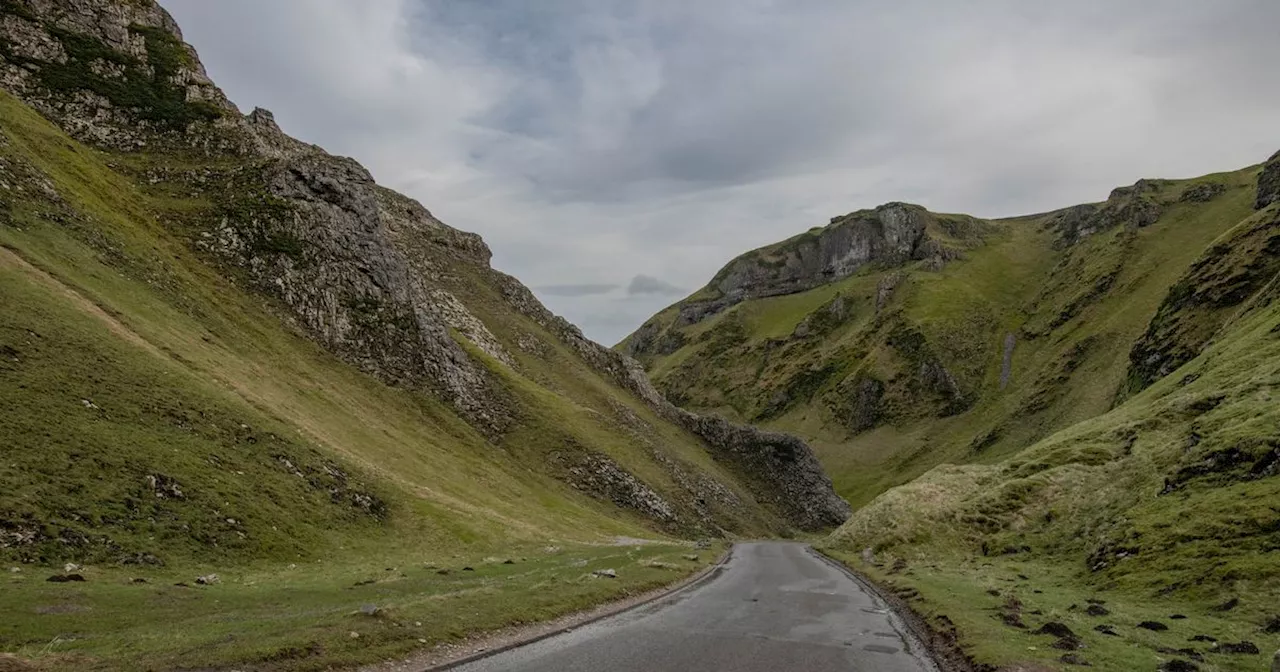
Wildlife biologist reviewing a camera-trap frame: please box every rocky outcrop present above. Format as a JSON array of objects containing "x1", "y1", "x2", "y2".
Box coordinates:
[
  {"x1": 621, "y1": 319, "x2": 687, "y2": 358},
  {"x1": 1, "y1": 0, "x2": 850, "y2": 533},
  {"x1": 887, "y1": 323, "x2": 973, "y2": 417},
  {"x1": 840, "y1": 375, "x2": 885, "y2": 434},
  {"x1": 1180, "y1": 181, "x2": 1226, "y2": 203},
  {"x1": 1258, "y1": 150, "x2": 1280, "y2": 210},
  {"x1": 553, "y1": 449, "x2": 676, "y2": 523},
  {"x1": 875, "y1": 272, "x2": 902, "y2": 313},
  {"x1": 1047, "y1": 179, "x2": 1163, "y2": 248},
  {"x1": 791, "y1": 293, "x2": 851, "y2": 339},
  {"x1": 0, "y1": 0, "x2": 238, "y2": 148},
  {"x1": 671, "y1": 203, "x2": 962, "y2": 328},
  {"x1": 1125, "y1": 206, "x2": 1280, "y2": 395},
  {"x1": 494, "y1": 276, "x2": 850, "y2": 530}
]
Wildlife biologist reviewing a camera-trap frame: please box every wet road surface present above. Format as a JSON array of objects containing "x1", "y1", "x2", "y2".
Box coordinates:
[{"x1": 450, "y1": 541, "x2": 938, "y2": 672}]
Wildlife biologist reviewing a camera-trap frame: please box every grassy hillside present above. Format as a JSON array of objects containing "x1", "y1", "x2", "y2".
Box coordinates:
[
  {"x1": 0, "y1": 63, "x2": 758, "y2": 672},
  {"x1": 625, "y1": 167, "x2": 1263, "y2": 510},
  {"x1": 625, "y1": 150, "x2": 1280, "y2": 668},
  {"x1": 822, "y1": 202, "x2": 1280, "y2": 670}
]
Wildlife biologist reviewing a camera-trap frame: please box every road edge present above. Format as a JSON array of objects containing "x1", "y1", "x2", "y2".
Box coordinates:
[
  {"x1": 808, "y1": 546, "x2": 976, "y2": 672},
  {"x1": 411, "y1": 547, "x2": 734, "y2": 671}
]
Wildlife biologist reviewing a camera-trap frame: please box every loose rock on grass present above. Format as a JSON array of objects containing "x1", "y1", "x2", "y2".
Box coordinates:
[{"x1": 1213, "y1": 641, "x2": 1260, "y2": 655}]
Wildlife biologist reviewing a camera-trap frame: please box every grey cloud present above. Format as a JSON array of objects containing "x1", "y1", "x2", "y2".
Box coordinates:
[
  {"x1": 627, "y1": 275, "x2": 684, "y2": 297},
  {"x1": 165, "y1": 0, "x2": 1280, "y2": 345},
  {"x1": 536, "y1": 283, "x2": 619, "y2": 297}
]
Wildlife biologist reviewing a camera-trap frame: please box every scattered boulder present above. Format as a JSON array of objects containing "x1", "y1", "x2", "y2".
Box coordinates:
[
  {"x1": 1085, "y1": 604, "x2": 1110, "y2": 617},
  {"x1": 195, "y1": 574, "x2": 219, "y2": 586},
  {"x1": 592, "y1": 569, "x2": 617, "y2": 579},
  {"x1": 1158, "y1": 661, "x2": 1199, "y2": 672},
  {"x1": 1169, "y1": 614, "x2": 1186, "y2": 620},
  {"x1": 1052, "y1": 636, "x2": 1084, "y2": 650},
  {"x1": 683, "y1": 555, "x2": 699, "y2": 562},
  {"x1": 45, "y1": 574, "x2": 85, "y2": 583},
  {"x1": 1034, "y1": 622, "x2": 1078, "y2": 639},
  {"x1": 1188, "y1": 635, "x2": 1217, "y2": 643},
  {"x1": 1060, "y1": 653, "x2": 1091, "y2": 666},
  {"x1": 1139, "y1": 621, "x2": 1170, "y2": 631},
  {"x1": 1213, "y1": 641, "x2": 1260, "y2": 655},
  {"x1": 359, "y1": 604, "x2": 380, "y2": 617},
  {"x1": 353, "y1": 579, "x2": 375, "y2": 587},
  {"x1": 62, "y1": 563, "x2": 81, "y2": 573},
  {"x1": 1211, "y1": 597, "x2": 1239, "y2": 612},
  {"x1": 462, "y1": 567, "x2": 474, "y2": 572},
  {"x1": 1000, "y1": 613, "x2": 1027, "y2": 629},
  {"x1": 1094, "y1": 625, "x2": 1119, "y2": 637},
  {"x1": 130, "y1": 578, "x2": 149, "y2": 584},
  {"x1": 502, "y1": 559, "x2": 515, "y2": 565},
  {"x1": 435, "y1": 569, "x2": 450, "y2": 576},
  {"x1": 1273, "y1": 649, "x2": 1280, "y2": 672},
  {"x1": 1263, "y1": 615, "x2": 1280, "y2": 634}
]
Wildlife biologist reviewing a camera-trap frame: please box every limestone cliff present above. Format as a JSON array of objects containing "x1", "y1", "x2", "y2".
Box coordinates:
[
  {"x1": 640, "y1": 203, "x2": 987, "y2": 338},
  {"x1": 0, "y1": 0, "x2": 848, "y2": 532}
]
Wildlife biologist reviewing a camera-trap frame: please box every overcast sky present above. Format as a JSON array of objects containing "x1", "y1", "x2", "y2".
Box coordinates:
[{"x1": 165, "y1": 0, "x2": 1280, "y2": 345}]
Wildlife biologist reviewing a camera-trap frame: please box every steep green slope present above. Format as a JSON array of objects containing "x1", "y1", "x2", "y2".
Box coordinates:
[
  {"x1": 0, "y1": 72, "x2": 724, "y2": 672},
  {"x1": 624, "y1": 167, "x2": 1263, "y2": 509},
  {"x1": 624, "y1": 143, "x2": 1280, "y2": 669},
  {"x1": 0, "y1": 1, "x2": 846, "y2": 669},
  {"x1": 822, "y1": 200, "x2": 1280, "y2": 670}
]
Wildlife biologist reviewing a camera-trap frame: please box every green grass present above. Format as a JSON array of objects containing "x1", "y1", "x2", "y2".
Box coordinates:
[
  {"x1": 821, "y1": 550, "x2": 1280, "y2": 672},
  {"x1": 0, "y1": 73, "x2": 771, "y2": 670},
  {"x1": 638, "y1": 164, "x2": 1263, "y2": 513},
  {"x1": 822, "y1": 277, "x2": 1280, "y2": 669},
  {"x1": 626, "y1": 154, "x2": 1280, "y2": 668},
  {"x1": 1, "y1": 542, "x2": 722, "y2": 671}
]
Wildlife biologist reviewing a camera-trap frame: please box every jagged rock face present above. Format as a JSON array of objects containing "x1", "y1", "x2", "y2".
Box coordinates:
[
  {"x1": 554, "y1": 449, "x2": 676, "y2": 523},
  {"x1": 1258, "y1": 150, "x2": 1280, "y2": 210},
  {"x1": 0, "y1": 0, "x2": 238, "y2": 148},
  {"x1": 841, "y1": 375, "x2": 885, "y2": 434},
  {"x1": 1047, "y1": 179, "x2": 1163, "y2": 248},
  {"x1": 1180, "y1": 182, "x2": 1226, "y2": 203},
  {"x1": 1125, "y1": 206, "x2": 1280, "y2": 395},
  {"x1": 674, "y1": 203, "x2": 937, "y2": 327},
  {"x1": 494, "y1": 277, "x2": 850, "y2": 531},
  {"x1": 0, "y1": 0, "x2": 850, "y2": 533},
  {"x1": 198, "y1": 137, "x2": 511, "y2": 432},
  {"x1": 621, "y1": 320, "x2": 687, "y2": 358}
]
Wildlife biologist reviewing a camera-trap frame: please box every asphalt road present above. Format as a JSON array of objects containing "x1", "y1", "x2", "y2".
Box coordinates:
[{"x1": 450, "y1": 541, "x2": 938, "y2": 672}]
